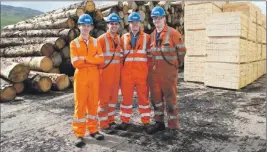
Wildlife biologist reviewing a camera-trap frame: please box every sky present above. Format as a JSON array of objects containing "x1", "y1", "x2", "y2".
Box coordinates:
[{"x1": 0, "y1": 1, "x2": 266, "y2": 14}]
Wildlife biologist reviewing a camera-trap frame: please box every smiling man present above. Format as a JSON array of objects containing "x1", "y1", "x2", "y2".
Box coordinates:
[
  {"x1": 97, "y1": 13, "x2": 122, "y2": 135},
  {"x1": 146, "y1": 6, "x2": 186, "y2": 138}
]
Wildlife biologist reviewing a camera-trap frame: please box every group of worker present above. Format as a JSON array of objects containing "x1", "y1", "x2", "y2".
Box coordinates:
[{"x1": 70, "y1": 6, "x2": 186, "y2": 148}]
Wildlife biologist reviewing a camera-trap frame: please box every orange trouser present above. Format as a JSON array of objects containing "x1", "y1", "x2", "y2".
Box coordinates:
[
  {"x1": 120, "y1": 77, "x2": 151, "y2": 124},
  {"x1": 72, "y1": 67, "x2": 99, "y2": 137},
  {"x1": 148, "y1": 61, "x2": 179, "y2": 129},
  {"x1": 98, "y1": 64, "x2": 120, "y2": 129}
]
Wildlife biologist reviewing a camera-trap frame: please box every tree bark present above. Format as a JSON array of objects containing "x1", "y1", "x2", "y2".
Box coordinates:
[
  {"x1": 60, "y1": 46, "x2": 70, "y2": 59},
  {"x1": 2, "y1": 56, "x2": 53, "y2": 72},
  {"x1": 2, "y1": 18, "x2": 75, "y2": 31},
  {"x1": 95, "y1": 8, "x2": 104, "y2": 21},
  {"x1": 0, "y1": 43, "x2": 54, "y2": 57},
  {"x1": 24, "y1": 72, "x2": 52, "y2": 93},
  {"x1": 0, "y1": 60, "x2": 30, "y2": 83},
  {"x1": 50, "y1": 52, "x2": 62, "y2": 68},
  {"x1": 0, "y1": 78, "x2": 16, "y2": 102},
  {"x1": 48, "y1": 68, "x2": 60, "y2": 74},
  {"x1": 29, "y1": 71, "x2": 70, "y2": 91},
  {"x1": 0, "y1": 78, "x2": 24, "y2": 94},
  {"x1": 0, "y1": 37, "x2": 66, "y2": 50}
]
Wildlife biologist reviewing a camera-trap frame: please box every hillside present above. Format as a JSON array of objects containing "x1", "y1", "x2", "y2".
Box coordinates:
[{"x1": 1, "y1": 5, "x2": 43, "y2": 29}]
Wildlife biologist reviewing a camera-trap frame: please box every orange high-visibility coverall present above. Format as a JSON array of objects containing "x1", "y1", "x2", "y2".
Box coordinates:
[
  {"x1": 97, "y1": 32, "x2": 122, "y2": 129},
  {"x1": 70, "y1": 35, "x2": 104, "y2": 137},
  {"x1": 120, "y1": 30, "x2": 152, "y2": 124},
  {"x1": 148, "y1": 25, "x2": 186, "y2": 129}
]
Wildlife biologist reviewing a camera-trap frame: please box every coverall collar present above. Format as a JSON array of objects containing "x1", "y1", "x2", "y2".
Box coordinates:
[
  {"x1": 78, "y1": 35, "x2": 92, "y2": 43},
  {"x1": 106, "y1": 31, "x2": 118, "y2": 39}
]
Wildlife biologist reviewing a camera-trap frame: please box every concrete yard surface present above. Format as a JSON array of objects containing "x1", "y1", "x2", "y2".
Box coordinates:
[{"x1": 1, "y1": 72, "x2": 266, "y2": 152}]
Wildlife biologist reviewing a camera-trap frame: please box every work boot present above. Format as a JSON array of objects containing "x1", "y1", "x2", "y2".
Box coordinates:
[
  {"x1": 101, "y1": 126, "x2": 116, "y2": 134},
  {"x1": 90, "y1": 132, "x2": 104, "y2": 140},
  {"x1": 143, "y1": 123, "x2": 151, "y2": 133},
  {"x1": 162, "y1": 128, "x2": 177, "y2": 140},
  {"x1": 74, "y1": 137, "x2": 85, "y2": 148},
  {"x1": 109, "y1": 122, "x2": 117, "y2": 129},
  {"x1": 113, "y1": 122, "x2": 130, "y2": 131},
  {"x1": 145, "y1": 121, "x2": 165, "y2": 134}
]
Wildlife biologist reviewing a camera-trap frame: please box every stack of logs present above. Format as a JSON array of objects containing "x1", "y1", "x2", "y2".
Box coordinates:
[{"x1": 0, "y1": 1, "x2": 185, "y2": 102}]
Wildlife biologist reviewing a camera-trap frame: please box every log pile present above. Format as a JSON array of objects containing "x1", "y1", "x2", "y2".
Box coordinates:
[{"x1": 0, "y1": 1, "x2": 185, "y2": 100}]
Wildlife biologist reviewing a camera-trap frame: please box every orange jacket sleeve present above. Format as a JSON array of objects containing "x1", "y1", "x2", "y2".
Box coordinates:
[
  {"x1": 172, "y1": 29, "x2": 186, "y2": 65},
  {"x1": 97, "y1": 36, "x2": 106, "y2": 68},
  {"x1": 70, "y1": 41, "x2": 93, "y2": 69},
  {"x1": 84, "y1": 40, "x2": 104, "y2": 65},
  {"x1": 146, "y1": 34, "x2": 153, "y2": 68}
]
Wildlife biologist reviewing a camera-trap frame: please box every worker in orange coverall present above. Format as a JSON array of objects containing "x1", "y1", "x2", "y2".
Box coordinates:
[
  {"x1": 146, "y1": 6, "x2": 186, "y2": 138},
  {"x1": 115, "y1": 12, "x2": 152, "y2": 132},
  {"x1": 70, "y1": 14, "x2": 104, "y2": 148},
  {"x1": 97, "y1": 13, "x2": 122, "y2": 134}
]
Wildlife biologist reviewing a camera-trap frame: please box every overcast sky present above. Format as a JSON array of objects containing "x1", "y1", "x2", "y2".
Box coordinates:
[{"x1": 1, "y1": 1, "x2": 266, "y2": 14}]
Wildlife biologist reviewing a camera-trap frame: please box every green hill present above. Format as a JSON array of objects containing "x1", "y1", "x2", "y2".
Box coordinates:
[{"x1": 1, "y1": 5, "x2": 44, "y2": 29}]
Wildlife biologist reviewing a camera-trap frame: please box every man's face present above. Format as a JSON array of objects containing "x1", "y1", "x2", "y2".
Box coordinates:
[
  {"x1": 78, "y1": 24, "x2": 93, "y2": 35},
  {"x1": 152, "y1": 16, "x2": 165, "y2": 29},
  {"x1": 107, "y1": 22, "x2": 120, "y2": 33},
  {"x1": 129, "y1": 21, "x2": 140, "y2": 32}
]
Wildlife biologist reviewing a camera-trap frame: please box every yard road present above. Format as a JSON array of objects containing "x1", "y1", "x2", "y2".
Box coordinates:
[{"x1": 1, "y1": 72, "x2": 266, "y2": 152}]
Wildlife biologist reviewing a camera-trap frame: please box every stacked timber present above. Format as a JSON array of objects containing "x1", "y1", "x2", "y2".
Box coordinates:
[
  {"x1": 184, "y1": 1, "x2": 225, "y2": 83},
  {"x1": 204, "y1": 2, "x2": 266, "y2": 90}
]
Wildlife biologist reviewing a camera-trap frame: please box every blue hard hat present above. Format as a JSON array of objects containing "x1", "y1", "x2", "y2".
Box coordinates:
[
  {"x1": 106, "y1": 13, "x2": 120, "y2": 22},
  {"x1": 78, "y1": 14, "x2": 93, "y2": 24},
  {"x1": 151, "y1": 6, "x2": 166, "y2": 17},
  {"x1": 128, "y1": 12, "x2": 141, "y2": 22}
]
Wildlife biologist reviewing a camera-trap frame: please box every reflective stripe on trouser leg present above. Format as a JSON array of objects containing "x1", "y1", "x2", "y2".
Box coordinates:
[
  {"x1": 120, "y1": 80, "x2": 135, "y2": 123},
  {"x1": 98, "y1": 103, "x2": 109, "y2": 129},
  {"x1": 136, "y1": 83, "x2": 151, "y2": 124},
  {"x1": 86, "y1": 70, "x2": 100, "y2": 134},
  {"x1": 72, "y1": 81, "x2": 88, "y2": 137},
  {"x1": 108, "y1": 67, "x2": 120, "y2": 124},
  {"x1": 148, "y1": 69, "x2": 164, "y2": 122},
  {"x1": 161, "y1": 70, "x2": 179, "y2": 129}
]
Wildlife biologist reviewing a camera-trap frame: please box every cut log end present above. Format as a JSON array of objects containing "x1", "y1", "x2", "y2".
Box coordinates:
[
  {"x1": 67, "y1": 18, "x2": 76, "y2": 28},
  {"x1": 76, "y1": 7, "x2": 85, "y2": 17},
  {"x1": 85, "y1": 1, "x2": 96, "y2": 12},
  {"x1": 56, "y1": 75, "x2": 70, "y2": 90},
  {"x1": 13, "y1": 82, "x2": 24, "y2": 94},
  {"x1": 0, "y1": 86, "x2": 16, "y2": 102},
  {"x1": 40, "y1": 57, "x2": 53, "y2": 72},
  {"x1": 38, "y1": 76, "x2": 52, "y2": 93},
  {"x1": 41, "y1": 43, "x2": 54, "y2": 57},
  {"x1": 9, "y1": 64, "x2": 30, "y2": 83},
  {"x1": 68, "y1": 29, "x2": 77, "y2": 42}
]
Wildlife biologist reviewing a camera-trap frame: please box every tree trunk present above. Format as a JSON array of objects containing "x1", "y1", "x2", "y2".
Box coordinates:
[
  {"x1": 2, "y1": 18, "x2": 75, "y2": 31},
  {"x1": 59, "y1": 59, "x2": 75, "y2": 76},
  {"x1": 124, "y1": 15, "x2": 129, "y2": 26},
  {"x1": 50, "y1": 52, "x2": 62, "y2": 68},
  {"x1": 85, "y1": 1, "x2": 96, "y2": 13},
  {"x1": 122, "y1": 2, "x2": 129, "y2": 15},
  {"x1": 0, "y1": 37, "x2": 66, "y2": 50},
  {"x1": 0, "y1": 77, "x2": 24, "y2": 94},
  {"x1": 138, "y1": 10, "x2": 146, "y2": 21},
  {"x1": 96, "y1": 30, "x2": 106, "y2": 38},
  {"x1": 48, "y1": 68, "x2": 60, "y2": 74},
  {"x1": 1, "y1": 29, "x2": 76, "y2": 42},
  {"x1": 127, "y1": 1, "x2": 138, "y2": 11},
  {"x1": 144, "y1": 1, "x2": 154, "y2": 11},
  {"x1": 135, "y1": 1, "x2": 146, "y2": 6},
  {"x1": 60, "y1": 46, "x2": 70, "y2": 59},
  {"x1": 117, "y1": 1, "x2": 123, "y2": 9},
  {"x1": 118, "y1": 11, "x2": 124, "y2": 19},
  {"x1": 29, "y1": 71, "x2": 70, "y2": 91},
  {"x1": 24, "y1": 72, "x2": 52, "y2": 93},
  {"x1": 2, "y1": 56, "x2": 53, "y2": 72},
  {"x1": 95, "y1": 9, "x2": 104, "y2": 21},
  {"x1": 0, "y1": 43, "x2": 54, "y2": 57},
  {"x1": 158, "y1": 1, "x2": 170, "y2": 11},
  {"x1": 0, "y1": 60, "x2": 30, "y2": 83},
  {"x1": 0, "y1": 78, "x2": 16, "y2": 102}
]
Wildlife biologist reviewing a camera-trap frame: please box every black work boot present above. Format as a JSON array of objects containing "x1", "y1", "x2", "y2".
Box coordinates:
[
  {"x1": 74, "y1": 137, "x2": 85, "y2": 148},
  {"x1": 143, "y1": 123, "x2": 151, "y2": 133},
  {"x1": 90, "y1": 132, "x2": 104, "y2": 140},
  {"x1": 145, "y1": 121, "x2": 165, "y2": 134},
  {"x1": 109, "y1": 122, "x2": 117, "y2": 130},
  {"x1": 113, "y1": 122, "x2": 130, "y2": 131},
  {"x1": 101, "y1": 126, "x2": 116, "y2": 134},
  {"x1": 162, "y1": 128, "x2": 177, "y2": 140}
]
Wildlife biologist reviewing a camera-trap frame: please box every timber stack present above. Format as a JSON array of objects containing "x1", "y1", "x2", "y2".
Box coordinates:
[
  {"x1": 0, "y1": 1, "x2": 185, "y2": 101},
  {"x1": 184, "y1": 1, "x2": 266, "y2": 90}
]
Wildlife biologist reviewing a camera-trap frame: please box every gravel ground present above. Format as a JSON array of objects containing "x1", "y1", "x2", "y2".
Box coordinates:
[{"x1": 1, "y1": 72, "x2": 266, "y2": 152}]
